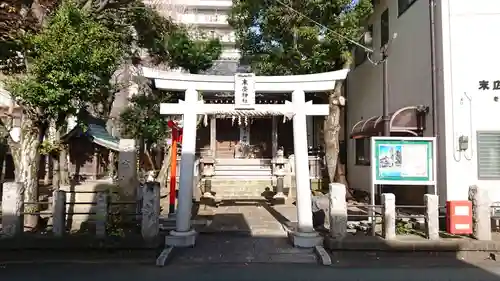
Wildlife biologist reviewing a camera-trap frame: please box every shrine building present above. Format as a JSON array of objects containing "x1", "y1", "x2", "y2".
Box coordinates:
[{"x1": 142, "y1": 67, "x2": 348, "y2": 199}]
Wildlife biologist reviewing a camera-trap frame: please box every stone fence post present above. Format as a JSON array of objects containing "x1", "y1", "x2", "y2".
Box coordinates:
[
  {"x1": 52, "y1": 190, "x2": 67, "y2": 237},
  {"x1": 424, "y1": 194, "x2": 439, "y2": 240},
  {"x1": 381, "y1": 193, "x2": 396, "y2": 240},
  {"x1": 118, "y1": 139, "x2": 138, "y2": 197},
  {"x1": 1, "y1": 182, "x2": 23, "y2": 237},
  {"x1": 469, "y1": 185, "x2": 491, "y2": 240},
  {"x1": 329, "y1": 183, "x2": 347, "y2": 239},
  {"x1": 95, "y1": 191, "x2": 108, "y2": 238},
  {"x1": 141, "y1": 181, "x2": 160, "y2": 241}
]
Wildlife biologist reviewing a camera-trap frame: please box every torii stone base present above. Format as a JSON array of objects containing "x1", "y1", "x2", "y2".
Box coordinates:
[
  {"x1": 289, "y1": 231, "x2": 323, "y2": 248},
  {"x1": 165, "y1": 229, "x2": 197, "y2": 247}
]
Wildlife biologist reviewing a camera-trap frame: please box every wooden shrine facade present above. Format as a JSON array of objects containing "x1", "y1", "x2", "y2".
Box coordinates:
[{"x1": 195, "y1": 93, "x2": 326, "y2": 159}]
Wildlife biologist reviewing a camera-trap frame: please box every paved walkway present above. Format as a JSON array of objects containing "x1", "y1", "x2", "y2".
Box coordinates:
[
  {"x1": 175, "y1": 202, "x2": 316, "y2": 264},
  {"x1": 199, "y1": 202, "x2": 298, "y2": 236}
]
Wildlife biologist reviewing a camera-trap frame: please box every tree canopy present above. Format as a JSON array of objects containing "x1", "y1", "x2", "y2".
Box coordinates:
[
  {"x1": 228, "y1": 0, "x2": 373, "y2": 75},
  {"x1": 119, "y1": 36, "x2": 222, "y2": 144},
  {"x1": 229, "y1": 0, "x2": 373, "y2": 189},
  {"x1": 6, "y1": 1, "x2": 127, "y2": 125}
]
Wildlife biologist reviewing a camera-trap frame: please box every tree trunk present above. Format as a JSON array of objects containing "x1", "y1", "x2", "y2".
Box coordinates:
[
  {"x1": 59, "y1": 146, "x2": 69, "y2": 185},
  {"x1": 157, "y1": 144, "x2": 171, "y2": 190},
  {"x1": 15, "y1": 118, "x2": 44, "y2": 231},
  {"x1": 323, "y1": 80, "x2": 353, "y2": 199},
  {"x1": 0, "y1": 139, "x2": 7, "y2": 181},
  {"x1": 43, "y1": 155, "x2": 50, "y2": 186},
  {"x1": 108, "y1": 150, "x2": 116, "y2": 178},
  {"x1": 323, "y1": 81, "x2": 343, "y2": 183},
  {"x1": 52, "y1": 129, "x2": 61, "y2": 191},
  {"x1": 158, "y1": 144, "x2": 172, "y2": 214}
]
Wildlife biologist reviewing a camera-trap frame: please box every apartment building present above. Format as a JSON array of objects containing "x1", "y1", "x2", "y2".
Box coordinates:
[
  {"x1": 150, "y1": 0, "x2": 240, "y2": 74},
  {"x1": 347, "y1": 0, "x2": 500, "y2": 205}
]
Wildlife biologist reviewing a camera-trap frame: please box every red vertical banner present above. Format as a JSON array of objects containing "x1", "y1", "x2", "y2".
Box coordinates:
[{"x1": 169, "y1": 128, "x2": 178, "y2": 214}]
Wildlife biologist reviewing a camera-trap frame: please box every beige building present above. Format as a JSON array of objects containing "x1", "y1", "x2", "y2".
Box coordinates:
[{"x1": 347, "y1": 0, "x2": 500, "y2": 205}]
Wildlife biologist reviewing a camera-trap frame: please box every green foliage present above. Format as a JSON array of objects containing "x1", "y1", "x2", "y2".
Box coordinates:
[
  {"x1": 95, "y1": 0, "x2": 175, "y2": 63},
  {"x1": 396, "y1": 220, "x2": 412, "y2": 235},
  {"x1": 120, "y1": 31, "x2": 222, "y2": 144},
  {"x1": 229, "y1": 0, "x2": 373, "y2": 75},
  {"x1": 39, "y1": 140, "x2": 62, "y2": 156},
  {"x1": 119, "y1": 78, "x2": 175, "y2": 142},
  {"x1": 6, "y1": 1, "x2": 127, "y2": 123},
  {"x1": 166, "y1": 29, "x2": 222, "y2": 74}
]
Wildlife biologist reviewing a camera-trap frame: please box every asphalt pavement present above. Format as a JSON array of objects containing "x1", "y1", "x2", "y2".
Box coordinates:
[{"x1": 3, "y1": 262, "x2": 500, "y2": 281}]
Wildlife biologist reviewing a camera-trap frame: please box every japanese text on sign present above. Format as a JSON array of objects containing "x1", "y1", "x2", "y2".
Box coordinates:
[{"x1": 478, "y1": 80, "x2": 500, "y2": 90}]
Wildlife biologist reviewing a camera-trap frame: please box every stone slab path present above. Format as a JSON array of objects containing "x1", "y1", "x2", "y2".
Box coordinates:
[
  {"x1": 199, "y1": 203, "x2": 297, "y2": 236},
  {"x1": 173, "y1": 202, "x2": 317, "y2": 264}
]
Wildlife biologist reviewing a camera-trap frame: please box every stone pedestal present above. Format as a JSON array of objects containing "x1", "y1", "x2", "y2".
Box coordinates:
[
  {"x1": 329, "y1": 183, "x2": 347, "y2": 239},
  {"x1": 289, "y1": 231, "x2": 323, "y2": 248},
  {"x1": 165, "y1": 229, "x2": 197, "y2": 247},
  {"x1": 95, "y1": 191, "x2": 108, "y2": 238},
  {"x1": 469, "y1": 185, "x2": 491, "y2": 241},
  {"x1": 52, "y1": 190, "x2": 67, "y2": 237},
  {"x1": 1, "y1": 182, "x2": 23, "y2": 237},
  {"x1": 141, "y1": 182, "x2": 160, "y2": 241},
  {"x1": 201, "y1": 154, "x2": 215, "y2": 199},
  {"x1": 273, "y1": 148, "x2": 286, "y2": 200},
  {"x1": 381, "y1": 193, "x2": 396, "y2": 240},
  {"x1": 118, "y1": 139, "x2": 138, "y2": 197},
  {"x1": 424, "y1": 194, "x2": 439, "y2": 240}
]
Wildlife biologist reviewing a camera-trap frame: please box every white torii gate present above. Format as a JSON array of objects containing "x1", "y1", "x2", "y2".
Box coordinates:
[{"x1": 141, "y1": 67, "x2": 349, "y2": 248}]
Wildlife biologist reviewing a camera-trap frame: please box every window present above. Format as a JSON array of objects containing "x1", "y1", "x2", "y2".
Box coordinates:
[
  {"x1": 380, "y1": 9, "x2": 389, "y2": 47},
  {"x1": 354, "y1": 25, "x2": 373, "y2": 67},
  {"x1": 398, "y1": 0, "x2": 417, "y2": 16},
  {"x1": 355, "y1": 138, "x2": 371, "y2": 166},
  {"x1": 477, "y1": 131, "x2": 500, "y2": 179}
]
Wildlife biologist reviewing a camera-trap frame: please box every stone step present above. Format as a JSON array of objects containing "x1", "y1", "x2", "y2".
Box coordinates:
[
  {"x1": 215, "y1": 165, "x2": 272, "y2": 171},
  {"x1": 212, "y1": 174, "x2": 273, "y2": 180},
  {"x1": 159, "y1": 217, "x2": 209, "y2": 231},
  {"x1": 216, "y1": 158, "x2": 272, "y2": 165},
  {"x1": 210, "y1": 179, "x2": 272, "y2": 185},
  {"x1": 214, "y1": 170, "x2": 272, "y2": 177}
]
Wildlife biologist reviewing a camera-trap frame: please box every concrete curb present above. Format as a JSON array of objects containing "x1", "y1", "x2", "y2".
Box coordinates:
[
  {"x1": 0, "y1": 259, "x2": 154, "y2": 265},
  {"x1": 0, "y1": 236, "x2": 163, "y2": 250},
  {"x1": 314, "y1": 245, "x2": 332, "y2": 265},
  {"x1": 324, "y1": 236, "x2": 500, "y2": 252},
  {"x1": 156, "y1": 247, "x2": 175, "y2": 267}
]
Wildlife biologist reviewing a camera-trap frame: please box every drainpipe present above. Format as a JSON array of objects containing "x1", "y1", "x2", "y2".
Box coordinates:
[
  {"x1": 429, "y1": 0, "x2": 439, "y2": 136},
  {"x1": 382, "y1": 49, "x2": 390, "y2": 136}
]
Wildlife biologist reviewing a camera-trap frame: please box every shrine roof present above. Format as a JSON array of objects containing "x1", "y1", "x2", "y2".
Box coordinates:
[{"x1": 62, "y1": 115, "x2": 119, "y2": 151}]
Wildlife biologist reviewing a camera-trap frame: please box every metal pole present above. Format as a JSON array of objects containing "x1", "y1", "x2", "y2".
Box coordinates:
[
  {"x1": 429, "y1": 0, "x2": 438, "y2": 137},
  {"x1": 382, "y1": 49, "x2": 390, "y2": 136},
  {"x1": 429, "y1": 0, "x2": 439, "y2": 196}
]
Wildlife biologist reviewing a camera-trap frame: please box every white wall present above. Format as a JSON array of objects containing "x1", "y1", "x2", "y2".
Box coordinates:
[
  {"x1": 346, "y1": 0, "x2": 434, "y2": 193},
  {"x1": 439, "y1": 0, "x2": 500, "y2": 204}
]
